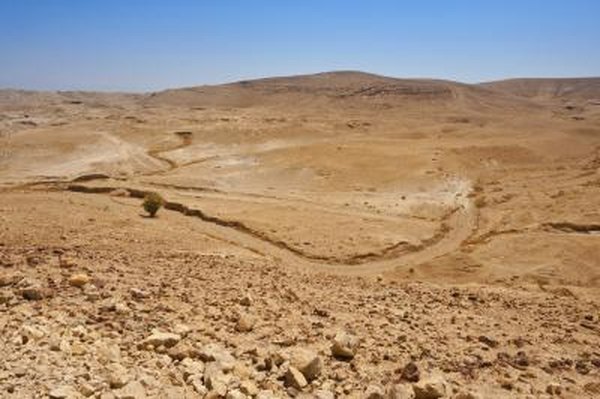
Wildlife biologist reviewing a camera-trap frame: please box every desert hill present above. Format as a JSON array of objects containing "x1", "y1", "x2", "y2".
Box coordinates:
[{"x1": 481, "y1": 77, "x2": 600, "y2": 101}]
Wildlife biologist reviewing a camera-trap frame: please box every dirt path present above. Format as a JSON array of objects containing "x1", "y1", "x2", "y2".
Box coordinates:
[{"x1": 64, "y1": 182, "x2": 478, "y2": 275}]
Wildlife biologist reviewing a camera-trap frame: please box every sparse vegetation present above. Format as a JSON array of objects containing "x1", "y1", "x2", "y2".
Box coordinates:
[{"x1": 142, "y1": 192, "x2": 164, "y2": 217}]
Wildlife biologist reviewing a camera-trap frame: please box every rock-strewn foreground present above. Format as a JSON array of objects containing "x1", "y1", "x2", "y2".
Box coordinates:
[{"x1": 1, "y1": 192, "x2": 599, "y2": 399}]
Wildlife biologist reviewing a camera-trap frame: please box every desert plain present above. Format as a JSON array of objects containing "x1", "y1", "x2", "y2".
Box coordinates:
[{"x1": 0, "y1": 72, "x2": 599, "y2": 398}]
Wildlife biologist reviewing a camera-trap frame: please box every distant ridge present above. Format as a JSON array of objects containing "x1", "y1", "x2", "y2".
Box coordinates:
[{"x1": 480, "y1": 77, "x2": 600, "y2": 100}]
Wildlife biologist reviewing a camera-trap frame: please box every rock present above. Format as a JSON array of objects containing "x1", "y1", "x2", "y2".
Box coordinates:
[
  {"x1": 49, "y1": 385, "x2": 79, "y2": 398},
  {"x1": 26, "y1": 255, "x2": 42, "y2": 267},
  {"x1": 72, "y1": 325, "x2": 87, "y2": 337},
  {"x1": 189, "y1": 375, "x2": 208, "y2": 396},
  {"x1": 106, "y1": 363, "x2": 130, "y2": 389},
  {"x1": 477, "y1": 335, "x2": 498, "y2": 348},
  {"x1": 314, "y1": 390, "x2": 335, "y2": 399},
  {"x1": 546, "y1": 383, "x2": 562, "y2": 395},
  {"x1": 453, "y1": 392, "x2": 478, "y2": 399},
  {"x1": 412, "y1": 375, "x2": 447, "y2": 399},
  {"x1": 180, "y1": 358, "x2": 205, "y2": 380},
  {"x1": 289, "y1": 348, "x2": 322, "y2": 381},
  {"x1": 113, "y1": 381, "x2": 147, "y2": 399},
  {"x1": 0, "y1": 273, "x2": 20, "y2": 287},
  {"x1": 204, "y1": 362, "x2": 231, "y2": 394},
  {"x1": 239, "y1": 380, "x2": 259, "y2": 396},
  {"x1": 79, "y1": 383, "x2": 96, "y2": 397},
  {"x1": 285, "y1": 366, "x2": 308, "y2": 389},
  {"x1": 141, "y1": 330, "x2": 181, "y2": 349},
  {"x1": 256, "y1": 391, "x2": 278, "y2": 399},
  {"x1": 364, "y1": 384, "x2": 386, "y2": 399},
  {"x1": 584, "y1": 382, "x2": 600, "y2": 395},
  {"x1": 400, "y1": 362, "x2": 420, "y2": 382},
  {"x1": 227, "y1": 389, "x2": 248, "y2": 399},
  {"x1": 96, "y1": 341, "x2": 122, "y2": 364},
  {"x1": 59, "y1": 257, "x2": 77, "y2": 269},
  {"x1": 21, "y1": 285, "x2": 45, "y2": 300},
  {"x1": 130, "y1": 288, "x2": 149, "y2": 300},
  {"x1": 69, "y1": 273, "x2": 91, "y2": 288},
  {"x1": 454, "y1": 392, "x2": 478, "y2": 399},
  {"x1": 22, "y1": 324, "x2": 46, "y2": 340},
  {"x1": 173, "y1": 323, "x2": 191, "y2": 336},
  {"x1": 167, "y1": 341, "x2": 201, "y2": 361},
  {"x1": 387, "y1": 384, "x2": 416, "y2": 399},
  {"x1": 200, "y1": 343, "x2": 236, "y2": 371},
  {"x1": 331, "y1": 330, "x2": 359, "y2": 360},
  {"x1": 240, "y1": 294, "x2": 253, "y2": 306},
  {"x1": 236, "y1": 313, "x2": 256, "y2": 332}
]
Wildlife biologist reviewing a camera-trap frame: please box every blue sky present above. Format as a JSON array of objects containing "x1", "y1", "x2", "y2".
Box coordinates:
[{"x1": 1, "y1": 1, "x2": 599, "y2": 91}]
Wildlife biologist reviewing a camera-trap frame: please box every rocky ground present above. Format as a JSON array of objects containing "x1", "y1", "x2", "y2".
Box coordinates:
[
  {"x1": 1, "y1": 193, "x2": 599, "y2": 399},
  {"x1": 1, "y1": 73, "x2": 600, "y2": 398}
]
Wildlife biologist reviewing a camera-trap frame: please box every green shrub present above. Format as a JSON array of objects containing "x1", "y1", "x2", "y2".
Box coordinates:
[{"x1": 142, "y1": 192, "x2": 164, "y2": 217}]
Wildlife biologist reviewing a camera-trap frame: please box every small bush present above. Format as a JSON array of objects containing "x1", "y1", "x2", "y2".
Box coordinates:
[{"x1": 142, "y1": 192, "x2": 164, "y2": 217}]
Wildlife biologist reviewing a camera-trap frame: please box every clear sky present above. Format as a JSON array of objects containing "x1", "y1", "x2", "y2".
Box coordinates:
[{"x1": 1, "y1": 0, "x2": 599, "y2": 92}]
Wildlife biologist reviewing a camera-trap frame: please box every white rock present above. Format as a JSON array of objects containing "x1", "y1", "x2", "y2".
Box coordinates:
[
  {"x1": 200, "y1": 343, "x2": 236, "y2": 371},
  {"x1": 141, "y1": 330, "x2": 181, "y2": 349},
  {"x1": 331, "y1": 330, "x2": 359, "y2": 360},
  {"x1": 289, "y1": 348, "x2": 322, "y2": 381},
  {"x1": 49, "y1": 385, "x2": 79, "y2": 398},
  {"x1": 285, "y1": 366, "x2": 307, "y2": 389},
  {"x1": 412, "y1": 375, "x2": 447, "y2": 399},
  {"x1": 113, "y1": 380, "x2": 146, "y2": 399}
]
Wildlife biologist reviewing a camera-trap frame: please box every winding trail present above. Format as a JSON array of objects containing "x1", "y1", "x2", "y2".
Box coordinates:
[{"x1": 65, "y1": 182, "x2": 478, "y2": 275}]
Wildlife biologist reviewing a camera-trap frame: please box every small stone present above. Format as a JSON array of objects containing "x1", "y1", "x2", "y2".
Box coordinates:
[
  {"x1": 180, "y1": 358, "x2": 205, "y2": 380},
  {"x1": 71, "y1": 341, "x2": 87, "y2": 356},
  {"x1": 412, "y1": 375, "x2": 447, "y2": 399},
  {"x1": 141, "y1": 330, "x2": 181, "y2": 349},
  {"x1": 130, "y1": 288, "x2": 149, "y2": 300},
  {"x1": 256, "y1": 391, "x2": 277, "y2": 399},
  {"x1": 204, "y1": 362, "x2": 231, "y2": 394},
  {"x1": 49, "y1": 386, "x2": 78, "y2": 398},
  {"x1": 96, "y1": 341, "x2": 122, "y2": 364},
  {"x1": 227, "y1": 389, "x2": 248, "y2": 399},
  {"x1": 69, "y1": 273, "x2": 91, "y2": 288},
  {"x1": 400, "y1": 362, "x2": 420, "y2": 382},
  {"x1": 289, "y1": 348, "x2": 323, "y2": 381},
  {"x1": 22, "y1": 324, "x2": 46, "y2": 340},
  {"x1": 59, "y1": 257, "x2": 77, "y2": 269},
  {"x1": 478, "y1": 335, "x2": 498, "y2": 348},
  {"x1": 387, "y1": 384, "x2": 416, "y2": 399},
  {"x1": 454, "y1": 392, "x2": 478, "y2": 399},
  {"x1": 72, "y1": 325, "x2": 87, "y2": 337},
  {"x1": 239, "y1": 380, "x2": 259, "y2": 396},
  {"x1": 189, "y1": 375, "x2": 208, "y2": 395},
  {"x1": 236, "y1": 313, "x2": 256, "y2": 332},
  {"x1": 546, "y1": 383, "x2": 562, "y2": 396},
  {"x1": 364, "y1": 384, "x2": 386, "y2": 399},
  {"x1": 331, "y1": 330, "x2": 359, "y2": 360},
  {"x1": 285, "y1": 366, "x2": 308, "y2": 389},
  {"x1": 199, "y1": 343, "x2": 236, "y2": 371},
  {"x1": 167, "y1": 341, "x2": 201, "y2": 360},
  {"x1": 79, "y1": 383, "x2": 96, "y2": 397},
  {"x1": 314, "y1": 390, "x2": 335, "y2": 399},
  {"x1": 0, "y1": 273, "x2": 20, "y2": 287},
  {"x1": 21, "y1": 285, "x2": 44, "y2": 300},
  {"x1": 106, "y1": 363, "x2": 130, "y2": 389},
  {"x1": 173, "y1": 323, "x2": 191, "y2": 336},
  {"x1": 240, "y1": 294, "x2": 253, "y2": 306},
  {"x1": 113, "y1": 380, "x2": 146, "y2": 399}
]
